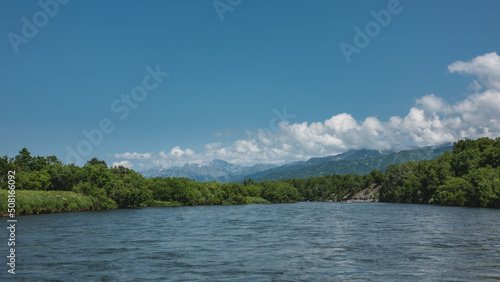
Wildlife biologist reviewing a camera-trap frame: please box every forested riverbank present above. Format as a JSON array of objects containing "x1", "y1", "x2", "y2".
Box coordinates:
[
  {"x1": 286, "y1": 137, "x2": 500, "y2": 207},
  {"x1": 1, "y1": 137, "x2": 499, "y2": 216},
  {"x1": 0, "y1": 152, "x2": 299, "y2": 215}
]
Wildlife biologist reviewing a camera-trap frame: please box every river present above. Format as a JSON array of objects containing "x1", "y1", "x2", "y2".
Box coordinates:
[{"x1": 2, "y1": 202, "x2": 500, "y2": 281}]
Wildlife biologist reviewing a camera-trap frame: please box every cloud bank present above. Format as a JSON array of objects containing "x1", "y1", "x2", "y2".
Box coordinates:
[{"x1": 113, "y1": 52, "x2": 500, "y2": 169}]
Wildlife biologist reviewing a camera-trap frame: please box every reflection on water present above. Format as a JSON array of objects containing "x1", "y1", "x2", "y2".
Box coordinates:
[{"x1": 2, "y1": 203, "x2": 500, "y2": 281}]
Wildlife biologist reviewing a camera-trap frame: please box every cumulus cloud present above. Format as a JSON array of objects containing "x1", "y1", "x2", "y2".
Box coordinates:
[
  {"x1": 111, "y1": 52, "x2": 500, "y2": 169},
  {"x1": 112, "y1": 160, "x2": 134, "y2": 169},
  {"x1": 448, "y1": 51, "x2": 500, "y2": 91},
  {"x1": 153, "y1": 146, "x2": 200, "y2": 168}
]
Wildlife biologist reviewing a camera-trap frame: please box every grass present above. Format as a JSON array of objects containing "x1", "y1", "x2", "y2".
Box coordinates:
[
  {"x1": 151, "y1": 197, "x2": 270, "y2": 206},
  {"x1": 148, "y1": 200, "x2": 182, "y2": 207},
  {"x1": 0, "y1": 191, "x2": 273, "y2": 217},
  {"x1": 0, "y1": 190, "x2": 95, "y2": 216},
  {"x1": 245, "y1": 196, "x2": 271, "y2": 204}
]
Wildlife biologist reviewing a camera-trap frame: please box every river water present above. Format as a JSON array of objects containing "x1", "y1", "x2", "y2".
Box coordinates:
[{"x1": 2, "y1": 202, "x2": 500, "y2": 281}]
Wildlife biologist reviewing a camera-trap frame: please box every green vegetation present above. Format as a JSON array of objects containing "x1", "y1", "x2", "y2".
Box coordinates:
[
  {"x1": 245, "y1": 197, "x2": 271, "y2": 204},
  {"x1": 284, "y1": 169, "x2": 384, "y2": 202},
  {"x1": 281, "y1": 138, "x2": 500, "y2": 208},
  {"x1": 148, "y1": 200, "x2": 182, "y2": 207},
  {"x1": 379, "y1": 137, "x2": 500, "y2": 207},
  {"x1": 256, "y1": 147, "x2": 450, "y2": 181},
  {"x1": 0, "y1": 190, "x2": 95, "y2": 215},
  {"x1": 0, "y1": 137, "x2": 498, "y2": 216},
  {"x1": 0, "y1": 151, "x2": 299, "y2": 215}
]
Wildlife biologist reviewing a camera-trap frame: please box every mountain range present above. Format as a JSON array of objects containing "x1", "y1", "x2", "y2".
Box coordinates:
[
  {"x1": 254, "y1": 146, "x2": 452, "y2": 181},
  {"x1": 140, "y1": 145, "x2": 453, "y2": 182},
  {"x1": 140, "y1": 160, "x2": 278, "y2": 182}
]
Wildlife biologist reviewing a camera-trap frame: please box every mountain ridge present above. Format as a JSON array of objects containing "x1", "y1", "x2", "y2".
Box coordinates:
[
  {"x1": 140, "y1": 145, "x2": 452, "y2": 182},
  {"x1": 140, "y1": 159, "x2": 278, "y2": 182},
  {"x1": 254, "y1": 146, "x2": 452, "y2": 181}
]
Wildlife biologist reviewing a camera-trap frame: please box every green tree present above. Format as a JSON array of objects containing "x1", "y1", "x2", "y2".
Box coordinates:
[
  {"x1": 14, "y1": 148, "x2": 32, "y2": 172},
  {"x1": 260, "y1": 181, "x2": 299, "y2": 203},
  {"x1": 48, "y1": 163, "x2": 83, "y2": 191},
  {"x1": 82, "y1": 164, "x2": 114, "y2": 195},
  {"x1": 147, "y1": 177, "x2": 173, "y2": 201},
  {"x1": 453, "y1": 139, "x2": 479, "y2": 154},
  {"x1": 433, "y1": 177, "x2": 470, "y2": 206},
  {"x1": 0, "y1": 156, "x2": 15, "y2": 189},
  {"x1": 245, "y1": 184, "x2": 261, "y2": 197},
  {"x1": 30, "y1": 156, "x2": 48, "y2": 171},
  {"x1": 86, "y1": 157, "x2": 108, "y2": 167},
  {"x1": 465, "y1": 167, "x2": 500, "y2": 207},
  {"x1": 207, "y1": 181, "x2": 225, "y2": 204},
  {"x1": 370, "y1": 169, "x2": 384, "y2": 185},
  {"x1": 451, "y1": 148, "x2": 479, "y2": 177},
  {"x1": 113, "y1": 180, "x2": 151, "y2": 208},
  {"x1": 73, "y1": 182, "x2": 116, "y2": 209},
  {"x1": 380, "y1": 162, "x2": 417, "y2": 202},
  {"x1": 170, "y1": 178, "x2": 194, "y2": 203},
  {"x1": 479, "y1": 145, "x2": 500, "y2": 168},
  {"x1": 243, "y1": 178, "x2": 255, "y2": 186},
  {"x1": 109, "y1": 166, "x2": 151, "y2": 207},
  {"x1": 18, "y1": 170, "x2": 52, "y2": 191}
]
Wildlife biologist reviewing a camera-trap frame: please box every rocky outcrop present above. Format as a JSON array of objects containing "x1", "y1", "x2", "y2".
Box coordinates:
[{"x1": 342, "y1": 184, "x2": 380, "y2": 202}]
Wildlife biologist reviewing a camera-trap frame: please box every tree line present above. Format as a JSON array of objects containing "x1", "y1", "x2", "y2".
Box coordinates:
[
  {"x1": 0, "y1": 150, "x2": 300, "y2": 210},
  {"x1": 1, "y1": 137, "x2": 499, "y2": 211},
  {"x1": 380, "y1": 137, "x2": 500, "y2": 207}
]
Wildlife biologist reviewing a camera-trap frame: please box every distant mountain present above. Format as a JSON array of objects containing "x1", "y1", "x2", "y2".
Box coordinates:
[
  {"x1": 253, "y1": 146, "x2": 452, "y2": 181},
  {"x1": 140, "y1": 145, "x2": 453, "y2": 182},
  {"x1": 140, "y1": 159, "x2": 278, "y2": 182},
  {"x1": 239, "y1": 149, "x2": 394, "y2": 180}
]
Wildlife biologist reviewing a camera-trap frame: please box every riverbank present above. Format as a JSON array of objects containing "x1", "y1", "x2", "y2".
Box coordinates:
[
  {"x1": 344, "y1": 184, "x2": 380, "y2": 202},
  {"x1": 0, "y1": 190, "x2": 95, "y2": 216},
  {"x1": 148, "y1": 196, "x2": 271, "y2": 207},
  {"x1": 0, "y1": 190, "x2": 273, "y2": 216}
]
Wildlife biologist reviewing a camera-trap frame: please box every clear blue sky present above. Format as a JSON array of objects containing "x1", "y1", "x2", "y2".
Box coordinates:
[{"x1": 1, "y1": 0, "x2": 500, "y2": 169}]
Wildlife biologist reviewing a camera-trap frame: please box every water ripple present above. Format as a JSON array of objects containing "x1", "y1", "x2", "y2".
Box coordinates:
[{"x1": 2, "y1": 202, "x2": 500, "y2": 281}]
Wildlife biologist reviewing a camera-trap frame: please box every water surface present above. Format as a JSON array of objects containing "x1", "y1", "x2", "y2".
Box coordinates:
[{"x1": 2, "y1": 202, "x2": 500, "y2": 281}]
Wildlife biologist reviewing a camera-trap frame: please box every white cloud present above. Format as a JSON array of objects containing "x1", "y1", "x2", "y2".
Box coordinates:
[
  {"x1": 112, "y1": 160, "x2": 134, "y2": 169},
  {"x1": 448, "y1": 52, "x2": 500, "y2": 91},
  {"x1": 169, "y1": 146, "x2": 185, "y2": 157},
  {"x1": 111, "y1": 52, "x2": 500, "y2": 169},
  {"x1": 325, "y1": 113, "x2": 359, "y2": 132},
  {"x1": 150, "y1": 146, "x2": 202, "y2": 168},
  {"x1": 416, "y1": 94, "x2": 451, "y2": 116},
  {"x1": 113, "y1": 152, "x2": 152, "y2": 160}
]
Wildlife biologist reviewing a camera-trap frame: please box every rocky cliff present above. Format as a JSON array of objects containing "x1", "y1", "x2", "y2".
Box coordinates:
[{"x1": 342, "y1": 184, "x2": 380, "y2": 202}]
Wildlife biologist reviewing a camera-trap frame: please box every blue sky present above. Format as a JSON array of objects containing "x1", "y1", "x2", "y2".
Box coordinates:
[{"x1": 1, "y1": 0, "x2": 500, "y2": 169}]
